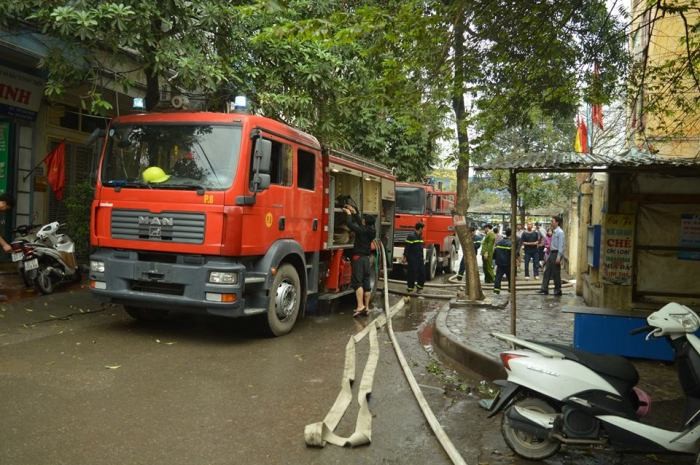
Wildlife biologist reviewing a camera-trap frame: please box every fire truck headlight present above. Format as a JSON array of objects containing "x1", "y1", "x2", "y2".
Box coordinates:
[
  {"x1": 90, "y1": 260, "x2": 105, "y2": 273},
  {"x1": 209, "y1": 271, "x2": 238, "y2": 284}
]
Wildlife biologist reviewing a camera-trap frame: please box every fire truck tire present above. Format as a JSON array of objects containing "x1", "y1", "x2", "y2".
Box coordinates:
[
  {"x1": 264, "y1": 263, "x2": 301, "y2": 337},
  {"x1": 368, "y1": 254, "x2": 378, "y2": 298},
  {"x1": 445, "y1": 242, "x2": 458, "y2": 274},
  {"x1": 426, "y1": 245, "x2": 438, "y2": 281},
  {"x1": 124, "y1": 306, "x2": 169, "y2": 321}
]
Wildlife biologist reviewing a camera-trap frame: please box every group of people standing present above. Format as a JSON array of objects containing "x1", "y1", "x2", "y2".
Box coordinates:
[
  {"x1": 458, "y1": 215, "x2": 566, "y2": 295},
  {"x1": 343, "y1": 202, "x2": 567, "y2": 319}
]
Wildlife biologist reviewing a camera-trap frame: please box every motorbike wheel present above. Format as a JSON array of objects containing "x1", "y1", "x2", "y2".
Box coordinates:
[
  {"x1": 34, "y1": 268, "x2": 55, "y2": 295},
  {"x1": 124, "y1": 306, "x2": 169, "y2": 321},
  {"x1": 21, "y1": 269, "x2": 34, "y2": 288},
  {"x1": 501, "y1": 396, "x2": 561, "y2": 460}
]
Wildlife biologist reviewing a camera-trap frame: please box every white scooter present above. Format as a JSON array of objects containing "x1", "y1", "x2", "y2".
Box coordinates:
[
  {"x1": 488, "y1": 302, "x2": 700, "y2": 461},
  {"x1": 23, "y1": 222, "x2": 81, "y2": 294}
]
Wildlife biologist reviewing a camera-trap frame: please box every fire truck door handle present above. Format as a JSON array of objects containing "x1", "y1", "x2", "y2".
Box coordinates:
[
  {"x1": 312, "y1": 219, "x2": 318, "y2": 231},
  {"x1": 278, "y1": 217, "x2": 286, "y2": 231}
]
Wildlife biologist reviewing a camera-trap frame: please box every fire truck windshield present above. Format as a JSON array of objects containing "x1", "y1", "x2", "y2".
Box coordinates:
[
  {"x1": 396, "y1": 186, "x2": 426, "y2": 214},
  {"x1": 101, "y1": 124, "x2": 242, "y2": 190}
]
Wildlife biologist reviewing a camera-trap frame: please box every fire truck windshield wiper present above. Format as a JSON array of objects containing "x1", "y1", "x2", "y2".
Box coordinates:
[
  {"x1": 106, "y1": 180, "x2": 152, "y2": 192},
  {"x1": 156, "y1": 183, "x2": 206, "y2": 195}
]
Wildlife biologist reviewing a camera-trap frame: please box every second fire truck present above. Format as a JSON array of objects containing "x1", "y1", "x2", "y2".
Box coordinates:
[{"x1": 392, "y1": 182, "x2": 459, "y2": 280}]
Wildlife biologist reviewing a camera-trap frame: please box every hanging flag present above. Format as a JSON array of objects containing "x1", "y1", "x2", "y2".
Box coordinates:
[
  {"x1": 592, "y1": 103, "x2": 603, "y2": 130},
  {"x1": 574, "y1": 117, "x2": 588, "y2": 154},
  {"x1": 45, "y1": 141, "x2": 66, "y2": 200},
  {"x1": 591, "y1": 64, "x2": 604, "y2": 130}
]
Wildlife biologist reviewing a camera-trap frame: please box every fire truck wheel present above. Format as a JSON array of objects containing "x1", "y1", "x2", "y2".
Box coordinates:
[
  {"x1": 265, "y1": 263, "x2": 301, "y2": 336},
  {"x1": 445, "y1": 242, "x2": 458, "y2": 274},
  {"x1": 426, "y1": 245, "x2": 438, "y2": 281}
]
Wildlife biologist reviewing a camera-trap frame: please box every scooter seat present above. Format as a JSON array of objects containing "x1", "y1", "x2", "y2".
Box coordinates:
[{"x1": 538, "y1": 342, "x2": 639, "y2": 391}]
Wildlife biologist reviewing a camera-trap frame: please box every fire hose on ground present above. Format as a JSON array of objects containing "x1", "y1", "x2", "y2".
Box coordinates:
[{"x1": 304, "y1": 241, "x2": 468, "y2": 465}]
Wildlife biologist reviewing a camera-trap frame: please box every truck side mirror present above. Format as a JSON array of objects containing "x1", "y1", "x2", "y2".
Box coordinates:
[
  {"x1": 256, "y1": 173, "x2": 270, "y2": 191},
  {"x1": 255, "y1": 139, "x2": 272, "y2": 174}
]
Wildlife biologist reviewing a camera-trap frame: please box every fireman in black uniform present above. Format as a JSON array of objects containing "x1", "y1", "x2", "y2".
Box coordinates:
[
  {"x1": 343, "y1": 204, "x2": 376, "y2": 317},
  {"x1": 493, "y1": 228, "x2": 514, "y2": 294},
  {"x1": 404, "y1": 222, "x2": 426, "y2": 293}
]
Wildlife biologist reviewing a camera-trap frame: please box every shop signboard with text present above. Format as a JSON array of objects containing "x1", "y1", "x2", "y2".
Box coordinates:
[
  {"x1": 0, "y1": 65, "x2": 44, "y2": 121},
  {"x1": 602, "y1": 214, "x2": 635, "y2": 285}
]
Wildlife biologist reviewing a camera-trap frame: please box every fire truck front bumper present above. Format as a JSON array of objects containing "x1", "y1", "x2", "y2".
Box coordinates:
[{"x1": 88, "y1": 249, "x2": 258, "y2": 318}]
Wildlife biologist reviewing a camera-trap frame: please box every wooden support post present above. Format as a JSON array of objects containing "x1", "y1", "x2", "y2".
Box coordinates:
[{"x1": 510, "y1": 170, "x2": 517, "y2": 336}]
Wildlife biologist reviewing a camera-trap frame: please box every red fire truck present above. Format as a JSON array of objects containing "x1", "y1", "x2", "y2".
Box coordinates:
[
  {"x1": 88, "y1": 106, "x2": 396, "y2": 336},
  {"x1": 392, "y1": 182, "x2": 459, "y2": 280}
]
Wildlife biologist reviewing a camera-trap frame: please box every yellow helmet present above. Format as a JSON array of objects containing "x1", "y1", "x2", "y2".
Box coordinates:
[{"x1": 142, "y1": 166, "x2": 170, "y2": 183}]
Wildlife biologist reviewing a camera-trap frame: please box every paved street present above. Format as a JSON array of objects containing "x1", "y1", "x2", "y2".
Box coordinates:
[
  {"x1": 0, "y1": 280, "x2": 467, "y2": 465},
  {"x1": 2, "y1": 269, "x2": 698, "y2": 465}
]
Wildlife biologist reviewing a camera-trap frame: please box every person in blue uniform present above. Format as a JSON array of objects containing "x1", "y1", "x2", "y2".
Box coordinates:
[
  {"x1": 493, "y1": 228, "x2": 514, "y2": 294},
  {"x1": 404, "y1": 222, "x2": 426, "y2": 293}
]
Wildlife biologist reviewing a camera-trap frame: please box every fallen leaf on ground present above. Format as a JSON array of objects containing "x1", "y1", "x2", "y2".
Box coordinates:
[{"x1": 105, "y1": 365, "x2": 121, "y2": 370}]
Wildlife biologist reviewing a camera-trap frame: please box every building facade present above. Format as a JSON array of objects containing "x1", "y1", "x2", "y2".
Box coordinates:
[{"x1": 0, "y1": 26, "x2": 143, "y2": 256}]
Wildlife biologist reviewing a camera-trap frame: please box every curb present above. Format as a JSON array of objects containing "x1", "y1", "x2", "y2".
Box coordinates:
[{"x1": 433, "y1": 307, "x2": 506, "y2": 381}]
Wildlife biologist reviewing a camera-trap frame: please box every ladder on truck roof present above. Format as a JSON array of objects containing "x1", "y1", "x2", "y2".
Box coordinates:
[{"x1": 325, "y1": 148, "x2": 393, "y2": 175}]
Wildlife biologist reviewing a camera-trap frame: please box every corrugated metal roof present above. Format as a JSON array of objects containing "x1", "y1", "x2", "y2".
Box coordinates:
[{"x1": 475, "y1": 148, "x2": 700, "y2": 172}]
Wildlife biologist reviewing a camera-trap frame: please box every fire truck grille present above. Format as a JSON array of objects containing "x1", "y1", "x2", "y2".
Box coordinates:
[
  {"x1": 130, "y1": 280, "x2": 185, "y2": 296},
  {"x1": 393, "y1": 229, "x2": 413, "y2": 244},
  {"x1": 111, "y1": 210, "x2": 205, "y2": 244}
]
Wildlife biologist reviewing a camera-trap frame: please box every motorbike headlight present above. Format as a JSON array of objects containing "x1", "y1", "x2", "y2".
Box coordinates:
[
  {"x1": 209, "y1": 271, "x2": 238, "y2": 284},
  {"x1": 90, "y1": 260, "x2": 105, "y2": 273},
  {"x1": 681, "y1": 315, "x2": 699, "y2": 332}
]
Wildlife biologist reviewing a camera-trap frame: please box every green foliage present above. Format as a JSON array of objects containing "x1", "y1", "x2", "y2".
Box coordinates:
[
  {"x1": 64, "y1": 181, "x2": 94, "y2": 259},
  {"x1": 7, "y1": 0, "x2": 237, "y2": 112},
  {"x1": 221, "y1": 1, "x2": 449, "y2": 179},
  {"x1": 474, "y1": 109, "x2": 578, "y2": 213}
]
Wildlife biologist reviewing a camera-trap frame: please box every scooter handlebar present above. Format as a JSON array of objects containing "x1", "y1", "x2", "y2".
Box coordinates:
[
  {"x1": 630, "y1": 325, "x2": 654, "y2": 335},
  {"x1": 12, "y1": 224, "x2": 37, "y2": 235}
]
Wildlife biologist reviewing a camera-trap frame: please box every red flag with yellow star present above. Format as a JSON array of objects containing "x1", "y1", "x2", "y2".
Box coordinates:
[{"x1": 45, "y1": 141, "x2": 66, "y2": 200}]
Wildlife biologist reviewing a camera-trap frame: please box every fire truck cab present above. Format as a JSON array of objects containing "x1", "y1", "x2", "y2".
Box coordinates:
[
  {"x1": 89, "y1": 109, "x2": 395, "y2": 336},
  {"x1": 392, "y1": 182, "x2": 459, "y2": 280}
]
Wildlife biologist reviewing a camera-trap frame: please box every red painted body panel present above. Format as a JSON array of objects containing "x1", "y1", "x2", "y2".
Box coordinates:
[{"x1": 91, "y1": 111, "x2": 394, "y2": 263}]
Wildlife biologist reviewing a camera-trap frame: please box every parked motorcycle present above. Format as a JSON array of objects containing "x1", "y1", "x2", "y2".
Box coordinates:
[
  {"x1": 488, "y1": 302, "x2": 700, "y2": 461},
  {"x1": 10, "y1": 224, "x2": 39, "y2": 288},
  {"x1": 21, "y1": 222, "x2": 81, "y2": 294}
]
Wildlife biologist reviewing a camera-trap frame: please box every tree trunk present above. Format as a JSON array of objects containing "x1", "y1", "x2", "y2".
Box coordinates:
[
  {"x1": 452, "y1": 11, "x2": 484, "y2": 301},
  {"x1": 145, "y1": 67, "x2": 160, "y2": 111}
]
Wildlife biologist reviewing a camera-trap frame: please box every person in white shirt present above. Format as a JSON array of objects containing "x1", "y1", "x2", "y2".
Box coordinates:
[
  {"x1": 536, "y1": 221, "x2": 547, "y2": 266},
  {"x1": 538, "y1": 215, "x2": 565, "y2": 296}
]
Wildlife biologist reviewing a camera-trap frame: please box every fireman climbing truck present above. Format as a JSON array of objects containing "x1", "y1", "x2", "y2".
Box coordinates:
[
  {"x1": 89, "y1": 109, "x2": 396, "y2": 336},
  {"x1": 392, "y1": 182, "x2": 459, "y2": 280}
]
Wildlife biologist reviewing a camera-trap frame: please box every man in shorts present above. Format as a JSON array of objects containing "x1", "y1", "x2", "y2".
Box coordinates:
[{"x1": 343, "y1": 205, "x2": 376, "y2": 317}]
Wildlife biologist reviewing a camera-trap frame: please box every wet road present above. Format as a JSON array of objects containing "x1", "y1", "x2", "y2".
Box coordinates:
[
  {"x1": 0, "y1": 283, "x2": 462, "y2": 465},
  {"x1": 1, "y1": 268, "x2": 697, "y2": 465}
]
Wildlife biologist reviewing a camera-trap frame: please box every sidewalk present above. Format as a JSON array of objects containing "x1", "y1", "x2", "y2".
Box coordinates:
[{"x1": 432, "y1": 277, "x2": 684, "y2": 426}]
